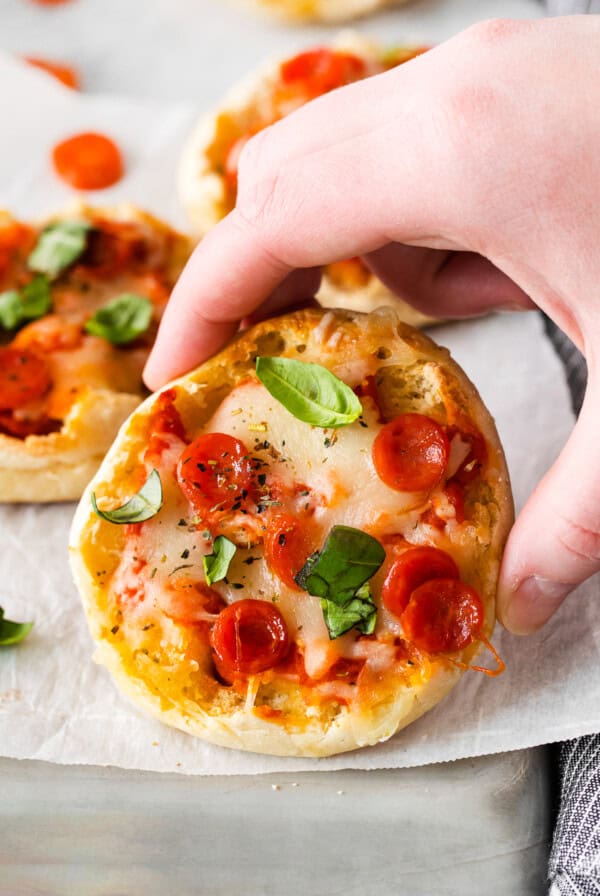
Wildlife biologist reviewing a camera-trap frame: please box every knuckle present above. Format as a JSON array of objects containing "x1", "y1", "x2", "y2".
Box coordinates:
[
  {"x1": 554, "y1": 512, "x2": 600, "y2": 566},
  {"x1": 462, "y1": 17, "x2": 531, "y2": 50}
]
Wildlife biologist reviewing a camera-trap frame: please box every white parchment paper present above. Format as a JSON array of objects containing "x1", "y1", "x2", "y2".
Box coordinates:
[{"x1": 0, "y1": 55, "x2": 598, "y2": 775}]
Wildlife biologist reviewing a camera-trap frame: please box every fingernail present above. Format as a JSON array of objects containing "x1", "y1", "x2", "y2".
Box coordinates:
[{"x1": 500, "y1": 576, "x2": 571, "y2": 635}]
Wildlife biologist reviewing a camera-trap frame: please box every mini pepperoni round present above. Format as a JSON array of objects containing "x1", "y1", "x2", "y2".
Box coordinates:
[
  {"x1": 80, "y1": 220, "x2": 144, "y2": 276},
  {"x1": 52, "y1": 132, "x2": 124, "y2": 190},
  {"x1": 0, "y1": 347, "x2": 51, "y2": 410},
  {"x1": 372, "y1": 413, "x2": 449, "y2": 492},
  {"x1": 280, "y1": 49, "x2": 366, "y2": 95},
  {"x1": 14, "y1": 315, "x2": 82, "y2": 354},
  {"x1": 176, "y1": 433, "x2": 254, "y2": 514},
  {"x1": 401, "y1": 578, "x2": 484, "y2": 654},
  {"x1": 0, "y1": 412, "x2": 60, "y2": 438},
  {"x1": 210, "y1": 599, "x2": 289, "y2": 680},
  {"x1": 382, "y1": 546, "x2": 459, "y2": 618},
  {"x1": 264, "y1": 514, "x2": 315, "y2": 590}
]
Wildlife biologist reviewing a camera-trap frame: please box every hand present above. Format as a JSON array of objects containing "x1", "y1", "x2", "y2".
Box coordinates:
[{"x1": 145, "y1": 16, "x2": 600, "y2": 636}]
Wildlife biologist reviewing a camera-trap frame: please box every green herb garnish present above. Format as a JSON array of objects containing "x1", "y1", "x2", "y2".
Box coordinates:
[
  {"x1": 0, "y1": 276, "x2": 52, "y2": 330},
  {"x1": 0, "y1": 607, "x2": 33, "y2": 646},
  {"x1": 203, "y1": 536, "x2": 236, "y2": 585},
  {"x1": 255, "y1": 356, "x2": 362, "y2": 428},
  {"x1": 28, "y1": 220, "x2": 91, "y2": 279},
  {"x1": 321, "y1": 583, "x2": 378, "y2": 639},
  {"x1": 85, "y1": 293, "x2": 153, "y2": 345},
  {"x1": 295, "y1": 526, "x2": 384, "y2": 640},
  {"x1": 91, "y1": 469, "x2": 163, "y2": 524}
]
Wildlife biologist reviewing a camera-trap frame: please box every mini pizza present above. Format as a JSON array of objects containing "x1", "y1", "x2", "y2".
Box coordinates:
[
  {"x1": 237, "y1": 0, "x2": 409, "y2": 24},
  {"x1": 69, "y1": 307, "x2": 513, "y2": 757},
  {"x1": 178, "y1": 35, "x2": 434, "y2": 325},
  {"x1": 0, "y1": 205, "x2": 191, "y2": 502}
]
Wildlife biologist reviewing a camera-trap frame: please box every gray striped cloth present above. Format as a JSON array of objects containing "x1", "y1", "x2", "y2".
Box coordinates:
[
  {"x1": 527, "y1": 7, "x2": 600, "y2": 893},
  {"x1": 542, "y1": 320, "x2": 599, "y2": 894}
]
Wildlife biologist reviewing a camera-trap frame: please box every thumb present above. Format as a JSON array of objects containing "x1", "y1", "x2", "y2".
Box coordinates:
[{"x1": 498, "y1": 381, "x2": 600, "y2": 634}]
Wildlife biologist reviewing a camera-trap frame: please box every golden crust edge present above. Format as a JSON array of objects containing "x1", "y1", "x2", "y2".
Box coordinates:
[
  {"x1": 0, "y1": 203, "x2": 192, "y2": 503},
  {"x1": 236, "y1": 0, "x2": 408, "y2": 24},
  {"x1": 69, "y1": 307, "x2": 514, "y2": 757}
]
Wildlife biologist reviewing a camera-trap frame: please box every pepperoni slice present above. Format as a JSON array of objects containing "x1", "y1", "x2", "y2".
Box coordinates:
[
  {"x1": 382, "y1": 546, "x2": 459, "y2": 619},
  {"x1": 0, "y1": 347, "x2": 51, "y2": 410},
  {"x1": 372, "y1": 413, "x2": 449, "y2": 492},
  {"x1": 0, "y1": 412, "x2": 61, "y2": 438},
  {"x1": 264, "y1": 514, "x2": 315, "y2": 590},
  {"x1": 79, "y1": 220, "x2": 146, "y2": 276},
  {"x1": 210, "y1": 599, "x2": 289, "y2": 680},
  {"x1": 0, "y1": 222, "x2": 34, "y2": 278},
  {"x1": 14, "y1": 315, "x2": 82, "y2": 354},
  {"x1": 176, "y1": 433, "x2": 255, "y2": 514},
  {"x1": 52, "y1": 132, "x2": 124, "y2": 190},
  {"x1": 280, "y1": 49, "x2": 366, "y2": 96},
  {"x1": 401, "y1": 578, "x2": 484, "y2": 653},
  {"x1": 25, "y1": 57, "x2": 79, "y2": 90}
]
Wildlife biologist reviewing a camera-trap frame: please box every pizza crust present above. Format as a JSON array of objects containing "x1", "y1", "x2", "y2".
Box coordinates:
[
  {"x1": 69, "y1": 307, "x2": 513, "y2": 757},
  {"x1": 238, "y1": 0, "x2": 410, "y2": 24},
  {"x1": 0, "y1": 203, "x2": 191, "y2": 503},
  {"x1": 177, "y1": 34, "x2": 436, "y2": 327}
]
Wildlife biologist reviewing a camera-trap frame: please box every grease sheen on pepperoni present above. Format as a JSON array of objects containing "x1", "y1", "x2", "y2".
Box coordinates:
[
  {"x1": 264, "y1": 513, "x2": 315, "y2": 590},
  {"x1": 382, "y1": 546, "x2": 459, "y2": 619},
  {"x1": 176, "y1": 433, "x2": 255, "y2": 513},
  {"x1": 210, "y1": 599, "x2": 290, "y2": 680},
  {"x1": 372, "y1": 413, "x2": 449, "y2": 492},
  {"x1": 401, "y1": 578, "x2": 484, "y2": 653}
]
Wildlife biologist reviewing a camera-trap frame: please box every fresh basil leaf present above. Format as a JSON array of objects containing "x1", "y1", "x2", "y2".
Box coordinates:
[
  {"x1": 295, "y1": 525, "x2": 385, "y2": 605},
  {"x1": 0, "y1": 290, "x2": 23, "y2": 329},
  {"x1": 321, "y1": 593, "x2": 378, "y2": 640},
  {"x1": 203, "y1": 535, "x2": 236, "y2": 585},
  {"x1": 0, "y1": 276, "x2": 52, "y2": 331},
  {"x1": 85, "y1": 293, "x2": 153, "y2": 345},
  {"x1": 21, "y1": 276, "x2": 52, "y2": 318},
  {"x1": 91, "y1": 469, "x2": 163, "y2": 524},
  {"x1": 0, "y1": 606, "x2": 33, "y2": 646},
  {"x1": 28, "y1": 220, "x2": 91, "y2": 279},
  {"x1": 255, "y1": 356, "x2": 362, "y2": 428}
]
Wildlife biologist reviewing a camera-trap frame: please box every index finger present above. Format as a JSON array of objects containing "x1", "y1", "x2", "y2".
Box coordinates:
[{"x1": 144, "y1": 29, "x2": 494, "y2": 389}]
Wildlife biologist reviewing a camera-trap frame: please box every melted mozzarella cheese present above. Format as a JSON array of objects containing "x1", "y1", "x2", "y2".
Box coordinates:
[
  {"x1": 121, "y1": 378, "x2": 478, "y2": 683},
  {"x1": 207, "y1": 379, "x2": 425, "y2": 533}
]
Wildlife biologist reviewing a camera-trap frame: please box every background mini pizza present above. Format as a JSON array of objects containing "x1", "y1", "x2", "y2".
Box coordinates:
[
  {"x1": 236, "y1": 0, "x2": 411, "y2": 24},
  {"x1": 0, "y1": 205, "x2": 191, "y2": 502},
  {"x1": 70, "y1": 308, "x2": 513, "y2": 758},
  {"x1": 178, "y1": 35, "x2": 434, "y2": 325}
]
